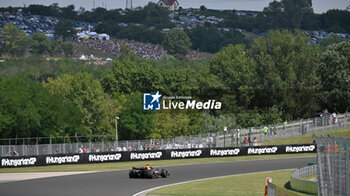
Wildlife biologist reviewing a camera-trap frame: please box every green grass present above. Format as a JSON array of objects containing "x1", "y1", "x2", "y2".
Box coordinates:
[
  {"x1": 262, "y1": 128, "x2": 350, "y2": 146},
  {"x1": 149, "y1": 169, "x2": 315, "y2": 196},
  {"x1": 0, "y1": 153, "x2": 314, "y2": 173},
  {"x1": 302, "y1": 174, "x2": 317, "y2": 181}
]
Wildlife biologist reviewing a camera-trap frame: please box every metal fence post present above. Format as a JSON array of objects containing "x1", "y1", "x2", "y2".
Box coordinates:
[
  {"x1": 345, "y1": 114, "x2": 348, "y2": 128},
  {"x1": 315, "y1": 136, "x2": 324, "y2": 196},
  {"x1": 346, "y1": 137, "x2": 350, "y2": 196},
  {"x1": 189, "y1": 135, "x2": 192, "y2": 148},
  {"x1": 231, "y1": 130, "x2": 234, "y2": 147},
  {"x1": 36, "y1": 137, "x2": 39, "y2": 155}
]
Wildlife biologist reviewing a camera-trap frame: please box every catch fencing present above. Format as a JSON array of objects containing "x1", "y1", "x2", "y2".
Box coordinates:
[
  {"x1": 1, "y1": 113, "x2": 349, "y2": 157},
  {"x1": 314, "y1": 135, "x2": 350, "y2": 196}
]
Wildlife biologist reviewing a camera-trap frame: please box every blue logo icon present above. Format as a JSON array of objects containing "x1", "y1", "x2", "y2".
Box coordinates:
[{"x1": 143, "y1": 91, "x2": 161, "y2": 111}]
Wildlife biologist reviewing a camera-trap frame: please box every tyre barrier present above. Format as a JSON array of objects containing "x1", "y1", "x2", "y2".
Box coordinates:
[{"x1": 0, "y1": 144, "x2": 316, "y2": 168}]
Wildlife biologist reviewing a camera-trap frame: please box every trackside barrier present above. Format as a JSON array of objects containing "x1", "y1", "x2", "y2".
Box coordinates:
[
  {"x1": 267, "y1": 182, "x2": 300, "y2": 196},
  {"x1": 290, "y1": 164, "x2": 318, "y2": 195},
  {"x1": 0, "y1": 144, "x2": 316, "y2": 168},
  {"x1": 2, "y1": 112, "x2": 349, "y2": 157}
]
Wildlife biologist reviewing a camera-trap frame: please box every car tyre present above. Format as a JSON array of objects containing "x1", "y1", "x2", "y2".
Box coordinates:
[{"x1": 160, "y1": 169, "x2": 168, "y2": 178}]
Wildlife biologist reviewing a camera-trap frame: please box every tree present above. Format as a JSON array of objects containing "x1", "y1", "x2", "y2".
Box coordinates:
[
  {"x1": 32, "y1": 33, "x2": 51, "y2": 54},
  {"x1": 263, "y1": 0, "x2": 284, "y2": 29},
  {"x1": 210, "y1": 44, "x2": 256, "y2": 112},
  {"x1": 318, "y1": 35, "x2": 342, "y2": 51},
  {"x1": 319, "y1": 41, "x2": 350, "y2": 112},
  {"x1": 142, "y1": 2, "x2": 173, "y2": 28},
  {"x1": 320, "y1": 10, "x2": 350, "y2": 34},
  {"x1": 54, "y1": 19, "x2": 76, "y2": 41},
  {"x1": 0, "y1": 23, "x2": 30, "y2": 57},
  {"x1": 118, "y1": 92, "x2": 155, "y2": 140},
  {"x1": 119, "y1": 44, "x2": 135, "y2": 62},
  {"x1": 61, "y1": 42, "x2": 74, "y2": 56},
  {"x1": 162, "y1": 29, "x2": 192, "y2": 57},
  {"x1": 102, "y1": 47, "x2": 161, "y2": 95},
  {"x1": 263, "y1": 0, "x2": 314, "y2": 29},
  {"x1": 153, "y1": 111, "x2": 197, "y2": 139},
  {"x1": 283, "y1": 0, "x2": 313, "y2": 29},
  {"x1": 0, "y1": 75, "x2": 84, "y2": 138},
  {"x1": 251, "y1": 29, "x2": 321, "y2": 119},
  {"x1": 25, "y1": 4, "x2": 60, "y2": 17},
  {"x1": 198, "y1": 113, "x2": 237, "y2": 133},
  {"x1": 160, "y1": 68, "x2": 198, "y2": 96},
  {"x1": 188, "y1": 25, "x2": 222, "y2": 53},
  {"x1": 43, "y1": 72, "x2": 113, "y2": 135},
  {"x1": 60, "y1": 4, "x2": 77, "y2": 19}
]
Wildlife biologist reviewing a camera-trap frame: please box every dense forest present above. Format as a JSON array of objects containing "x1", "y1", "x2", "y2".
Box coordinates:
[
  {"x1": 0, "y1": 24, "x2": 349, "y2": 140},
  {"x1": 0, "y1": 1, "x2": 350, "y2": 140}
]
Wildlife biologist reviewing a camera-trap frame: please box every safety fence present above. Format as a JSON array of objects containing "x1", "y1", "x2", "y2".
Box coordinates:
[
  {"x1": 290, "y1": 164, "x2": 318, "y2": 194},
  {"x1": 1, "y1": 112, "x2": 349, "y2": 157},
  {"x1": 0, "y1": 143, "x2": 315, "y2": 168},
  {"x1": 314, "y1": 136, "x2": 350, "y2": 196}
]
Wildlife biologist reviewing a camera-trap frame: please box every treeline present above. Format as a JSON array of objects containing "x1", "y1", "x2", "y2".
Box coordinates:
[
  {"x1": 0, "y1": 29, "x2": 349, "y2": 141},
  {"x1": 16, "y1": 1, "x2": 349, "y2": 33},
  {"x1": 3, "y1": 1, "x2": 349, "y2": 53},
  {"x1": 202, "y1": 0, "x2": 350, "y2": 33}
]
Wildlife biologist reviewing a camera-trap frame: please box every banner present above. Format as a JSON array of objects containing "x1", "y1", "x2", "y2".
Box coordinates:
[{"x1": 0, "y1": 144, "x2": 316, "y2": 168}]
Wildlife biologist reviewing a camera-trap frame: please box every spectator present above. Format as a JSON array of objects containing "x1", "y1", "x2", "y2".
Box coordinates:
[
  {"x1": 82, "y1": 146, "x2": 87, "y2": 153},
  {"x1": 187, "y1": 143, "x2": 191, "y2": 149},
  {"x1": 209, "y1": 135, "x2": 214, "y2": 148},
  {"x1": 13, "y1": 151, "x2": 19, "y2": 156},
  {"x1": 79, "y1": 147, "x2": 83, "y2": 153},
  {"x1": 253, "y1": 137, "x2": 259, "y2": 143},
  {"x1": 116, "y1": 145, "x2": 122, "y2": 151},
  {"x1": 284, "y1": 120, "x2": 288, "y2": 130},
  {"x1": 244, "y1": 137, "x2": 248, "y2": 144},
  {"x1": 264, "y1": 126, "x2": 268, "y2": 135},
  {"x1": 330, "y1": 115, "x2": 333, "y2": 124},
  {"x1": 332, "y1": 112, "x2": 337, "y2": 124},
  {"x1": 273, "y1": 126, "x2": 277, "y2": 135}
]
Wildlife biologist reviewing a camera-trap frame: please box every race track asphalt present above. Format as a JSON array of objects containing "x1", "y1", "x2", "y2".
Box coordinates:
[{"x1": 0, "y1": 156, "x2": 315, "y2": 196}]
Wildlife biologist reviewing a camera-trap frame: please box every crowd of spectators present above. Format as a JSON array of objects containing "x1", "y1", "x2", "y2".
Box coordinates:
[
  {"x1": 5, "y1": 151, "x2": 19, "y2": 156},
  {"x1": 74, "y1": 39, "x2": 167, "y2": 61},
  {"x1": 74, "y1": 38, "x2": 210, "y2": 61},
  {"x1": 76, "y1": 142, "x2": 207, "y2": 153}
]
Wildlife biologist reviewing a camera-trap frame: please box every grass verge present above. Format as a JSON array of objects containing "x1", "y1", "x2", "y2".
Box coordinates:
[
  {"x1": 148, "y1": 169, "x2": 316, "y2": 196},
  {"x1": 0, "y1": 153, "x2": 315, "y2": 173},
  {"x1": 262, "y1": 128, "x2": 350, "y2": 146}
]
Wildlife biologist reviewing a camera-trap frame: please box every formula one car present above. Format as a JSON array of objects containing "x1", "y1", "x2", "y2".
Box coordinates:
[{"x1": 129, "y1": 165, "x2": 169, "y2": 179}]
